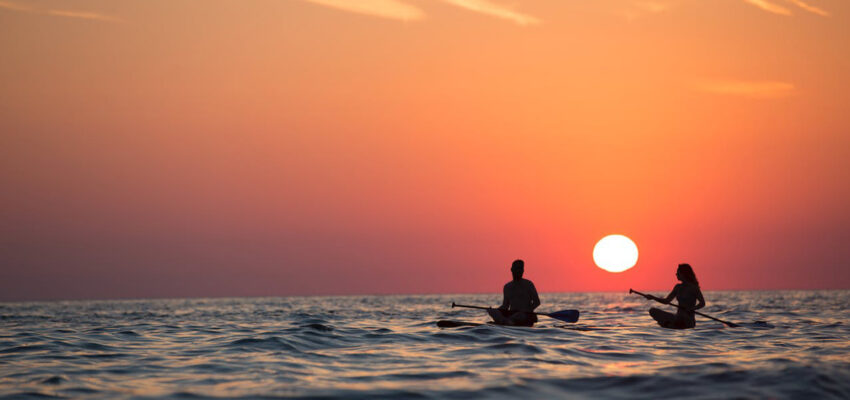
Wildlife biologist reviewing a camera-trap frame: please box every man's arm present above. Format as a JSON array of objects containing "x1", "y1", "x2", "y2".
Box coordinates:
[
  {"x1": 499, "y1": 284, "x2": 509, "y2": 310},
  {"x1": 529, "y1": 282, "x2": 540, "y2": 311}
]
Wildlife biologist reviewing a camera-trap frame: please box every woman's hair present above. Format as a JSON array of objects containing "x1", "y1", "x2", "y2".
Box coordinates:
[{"x1": 677, "y1": 263, "x2": 699, "y2": 286}]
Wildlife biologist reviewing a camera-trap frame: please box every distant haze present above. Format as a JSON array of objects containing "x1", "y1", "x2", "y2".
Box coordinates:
[{"x1": 1, "y1": 0, "x2": 849, "y2": 301}]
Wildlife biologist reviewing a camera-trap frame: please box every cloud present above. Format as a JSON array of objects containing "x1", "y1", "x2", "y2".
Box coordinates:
[
  {"x1": 439, "y1": 0, "x2": 540, "y2": 25},
  {"x1": 0, "y1": 0, "x2": 33, "y2": 12},
  {"x1": 696, "y1": 79, "x2": 796, "y2": 98},
  {"x1": 742, "y1": 0, "x2": 793, "y2": 15},
  {"x1": 786, "y1": 0, "x2": 829, "y2": 16},
  {"x1": 742, "y1": 0, "x2": 830, "y2": 16},
  {"x1": 301, "y1": 0, "x2": 425, "y2": 21},
  {"x1": 617, "y1": 0, "x2": 679, "y2": 21},
  {"x1": 46, "y1": 9, "x2": 123, "y2": 22},
  {"x1": 300, "y1": 0, "x2": 540, "y2": 25},
  {"x1": 633, "y1": 0, "x2": 676, "y2": 14},
  {"x1": 0, "y1": 0, "x2": 121, "y2": 22}
]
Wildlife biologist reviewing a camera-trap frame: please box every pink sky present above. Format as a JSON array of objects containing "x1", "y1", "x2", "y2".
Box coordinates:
[{"x1": 1, "y1": 0, "x2": 849, "y2": 301}]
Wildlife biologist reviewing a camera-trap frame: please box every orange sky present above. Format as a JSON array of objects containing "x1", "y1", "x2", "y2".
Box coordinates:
[{"x1": 1, "y1": 0, "x2": 849, "y2": 300}]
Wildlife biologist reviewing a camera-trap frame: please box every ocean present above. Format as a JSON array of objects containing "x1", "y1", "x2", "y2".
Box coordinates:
[{"x1": 1, "y1": 291, "x2": 849, "y2": 399}]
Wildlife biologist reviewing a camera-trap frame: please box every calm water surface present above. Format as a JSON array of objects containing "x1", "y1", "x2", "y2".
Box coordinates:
[{"x1": 2, "y1": 291, "x2": 849, "y2": 399}]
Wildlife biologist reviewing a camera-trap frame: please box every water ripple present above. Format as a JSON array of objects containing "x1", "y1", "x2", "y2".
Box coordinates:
[{"x1": 0, "y1": 291, "x2": 848, "y2": 399}]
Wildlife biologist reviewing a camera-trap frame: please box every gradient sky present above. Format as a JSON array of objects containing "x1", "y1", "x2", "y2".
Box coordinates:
[{"x1": 2, "y1": 0, "x2": 849, "y2": 301}]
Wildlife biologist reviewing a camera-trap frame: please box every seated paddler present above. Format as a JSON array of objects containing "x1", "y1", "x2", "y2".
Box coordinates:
[{"x1": 488, "y1": 259, "x2": 541, "y2": 326}]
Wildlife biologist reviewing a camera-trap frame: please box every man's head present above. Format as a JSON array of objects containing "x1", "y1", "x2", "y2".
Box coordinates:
[{"x1": 511, "y1": 259, "x2": 524, "y2": 281}]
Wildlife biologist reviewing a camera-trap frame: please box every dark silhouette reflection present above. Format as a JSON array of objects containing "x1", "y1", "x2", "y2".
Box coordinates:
[
  {"x1": 645, "y1": 263, "x2": 706, "y2": 329},
  {"x1": 487, "y1": 259, "x2": 541, "y2": 326}
]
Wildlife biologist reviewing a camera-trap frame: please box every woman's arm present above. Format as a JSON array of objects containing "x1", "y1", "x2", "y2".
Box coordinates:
[
  {"x1": 652, "y1": 285, "x2": 678, "y2": 304},
  {"x1": 694, "y1": 289, "x2": 706, "y2": 310}
]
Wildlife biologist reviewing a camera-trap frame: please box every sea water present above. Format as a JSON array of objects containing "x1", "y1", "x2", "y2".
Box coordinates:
[{"x1": 1, "y1": 291, "x2": 849, "y2": 399}]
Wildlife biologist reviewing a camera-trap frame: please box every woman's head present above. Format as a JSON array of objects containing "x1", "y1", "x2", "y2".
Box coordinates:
[{"x1": 676, "y1": 263, "x2": 699, "y2": 286}]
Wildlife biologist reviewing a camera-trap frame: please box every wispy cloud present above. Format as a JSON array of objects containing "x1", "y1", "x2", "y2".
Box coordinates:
[
  {"x1": 0, "y1": 1, "x2": 29, "y2": 12},
  {"x1": 46, "y1": 9, "x2": 122, "y2": 22},
  {"x1": 618, "y1": 0, "x2": 678, "y2": 21},
  {"x1": 786, "y1": 0, "x2": 829, "y2": 16},
  {"x1": 743, "y1": 0, "x2": 793, "y2": 16},
  {"x1": 742, "y1": 0, "x2": 830, "y2": 16},
  {"x1": 440, "y1": 0, "x2": 540, "y2": 25},
  {"x1": 633, "y1": 0, "x2": 676, "y2": 14},
  {"x1": 301, "y1": 0, "x2": 425, "y2": 21},
  {"x1": 300, "y1": 0, "x2": 540, "y2": 25},
  {"x1": 0, "y1": 0, "x2": 121, "y2": 22},
  {"x1": 696, "y1": 79, "x2": 796, "y2": 98}
]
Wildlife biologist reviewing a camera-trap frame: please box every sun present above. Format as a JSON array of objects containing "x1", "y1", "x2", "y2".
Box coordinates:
[{"x1": 593, "y1": 234, "x2": 639, "y2": 273}]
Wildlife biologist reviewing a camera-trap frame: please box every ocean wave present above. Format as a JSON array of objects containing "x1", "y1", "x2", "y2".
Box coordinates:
[
  {"x1": 1, "y1": 291, "x2": 848, "y2": 399},
  {"x1": 226, "y1": 337, "x2": 299, "y2": 352}
]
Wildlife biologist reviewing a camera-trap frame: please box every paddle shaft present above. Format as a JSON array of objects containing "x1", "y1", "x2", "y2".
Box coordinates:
[{"x1": 629, "y1": 289, "x2": 739, "y2": 328}]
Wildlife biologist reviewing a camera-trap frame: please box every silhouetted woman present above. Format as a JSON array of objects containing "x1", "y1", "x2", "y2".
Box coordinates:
[{"x1": 647, "y1": 263, "x2": 705, "y2": 329}]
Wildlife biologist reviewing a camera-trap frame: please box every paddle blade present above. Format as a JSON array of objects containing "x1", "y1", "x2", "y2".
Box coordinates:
[{"x1": 547, "y1": 309, "x2": 580, "y2": 323}]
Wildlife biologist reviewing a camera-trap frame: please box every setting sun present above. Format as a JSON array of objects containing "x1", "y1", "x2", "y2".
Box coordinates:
[{"x1": 593, "y1": 235, "x2": 639, "y2": 273}]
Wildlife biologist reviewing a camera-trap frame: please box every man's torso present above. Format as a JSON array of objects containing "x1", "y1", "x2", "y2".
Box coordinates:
[{"x1": 504, "y1": 279, "x2": 536, "y2": 312}]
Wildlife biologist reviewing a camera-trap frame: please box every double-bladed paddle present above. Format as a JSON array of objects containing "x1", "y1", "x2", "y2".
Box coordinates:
[
  {"x1": 451, "y1": 302, "x2": 580, "y2": 323},
  {"x1": 629, "y1": 288, "x2": 739, "y2": 328}
]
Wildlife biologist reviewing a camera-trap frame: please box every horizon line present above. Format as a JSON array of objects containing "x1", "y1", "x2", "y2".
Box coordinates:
[{"x1": 3, "y1": 287, "x2": 848, "y2": 304}]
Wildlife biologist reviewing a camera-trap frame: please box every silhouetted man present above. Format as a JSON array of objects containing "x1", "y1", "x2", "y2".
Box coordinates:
[{"x1": 488, "y1": 259, "x2": 541, "y2": 326}]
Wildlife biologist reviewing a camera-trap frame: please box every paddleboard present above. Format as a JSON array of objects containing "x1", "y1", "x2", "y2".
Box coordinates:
[
  {"x1": 436, "y1": 320, "x2": 483, "y2": 328},
  {"x1": 435, "y1": 320, "x2": 544, "y2": 328}
]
